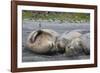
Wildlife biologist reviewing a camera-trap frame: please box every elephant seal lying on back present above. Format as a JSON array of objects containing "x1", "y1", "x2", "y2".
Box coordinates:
[{"x1": 26, "y1": 29, "x2": 59, "y2": 54}]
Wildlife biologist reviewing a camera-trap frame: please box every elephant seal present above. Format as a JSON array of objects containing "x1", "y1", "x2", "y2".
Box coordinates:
[
  {"x1": 56, "y1": 31, "x2": 82, "y2": 53},
  {"x1": 26, "y1": 29, "x2": 59, "y2": 54},
  {"x1": 65, "y1": 33, "x2": 90, "y2": 56}
]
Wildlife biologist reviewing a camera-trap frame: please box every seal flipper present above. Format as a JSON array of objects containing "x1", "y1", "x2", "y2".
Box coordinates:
[{"x1": 30, "y1": 30, "x2": 43, "y2": 43}]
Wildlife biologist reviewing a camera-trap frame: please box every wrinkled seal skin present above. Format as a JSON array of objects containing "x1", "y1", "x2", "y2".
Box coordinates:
[
  {"x1": 65, "y1": 38, "x2": 84, "y2": 56},
  {"x1": 65, "y1": 33, "x2": 90, "y2": 56},
  {"x1": 80, "y1": 33, "x2": 90, "y2": 55},
  {"x1": 26, "y1": 29, "x2": 59, "y2": 54},
  {"x1": 56, "y1": 31, "x2": 82, "y2": 54}
]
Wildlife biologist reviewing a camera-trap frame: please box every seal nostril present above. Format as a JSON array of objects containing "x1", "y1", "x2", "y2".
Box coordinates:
[{"x1": 67, "y1": 46, "x2": 70, "y2": 48}]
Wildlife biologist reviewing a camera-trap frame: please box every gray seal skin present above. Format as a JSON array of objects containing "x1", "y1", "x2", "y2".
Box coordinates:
[
  {"x1": 56, "y1": 31, "x2": 82, "y2": 54},
  {"x1": 65, "y1": 33, "x2": 90, "y2": 57},
  {"x1": 26, "y1": 29, "x2": 59, "y2": 54},
  {"x1": 80, "y1": 33, "x2": 90, "y2": 55},
  {"x1": 65, "y1": 38, "x2": 84, "y2": 56}
]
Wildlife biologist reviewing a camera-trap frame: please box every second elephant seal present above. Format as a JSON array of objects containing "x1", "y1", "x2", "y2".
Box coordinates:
[{"x1": 56, "y1": 31, "x2": 82, "y2": 53}]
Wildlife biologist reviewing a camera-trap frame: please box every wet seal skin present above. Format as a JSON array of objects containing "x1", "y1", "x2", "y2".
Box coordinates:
[
  {"x1": 26, "y1": 29, "x2": 59, "y2": 54},
  {"x1": 59, "y1": 32, "x2": 90, "y2": 57},
  {"x1": 26, "y1": 29, "x2": 90, "y2": 56},
  {"x1": 56, "y1": 31, "x2": 82, "y2": 55}
]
